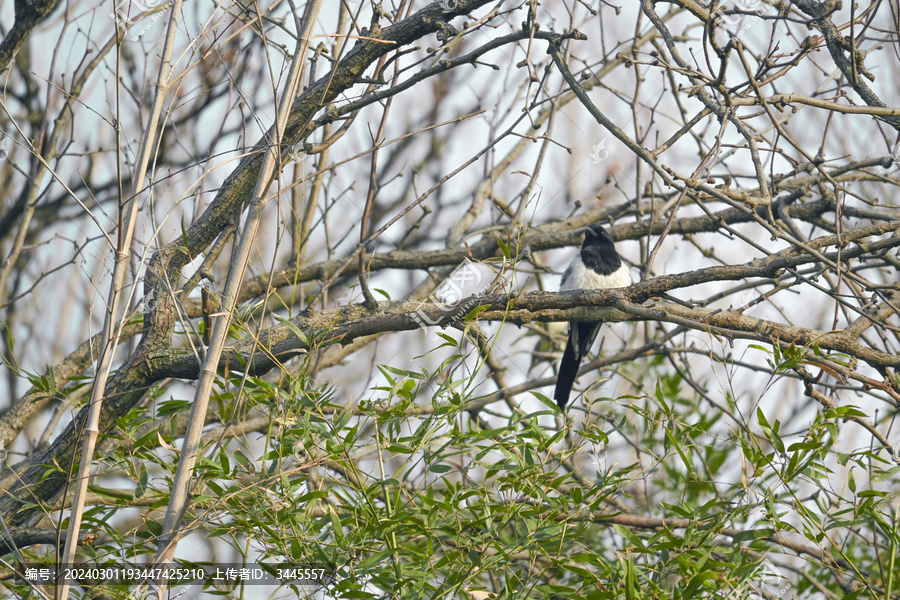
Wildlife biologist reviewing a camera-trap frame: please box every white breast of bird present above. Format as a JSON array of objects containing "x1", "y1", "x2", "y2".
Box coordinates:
[{"x1": 560, "y1": 259, "x2": 632, "y2": 292}]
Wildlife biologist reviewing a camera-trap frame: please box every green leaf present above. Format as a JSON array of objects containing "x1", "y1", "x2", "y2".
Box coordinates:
[
  {"x1": 871, "y1": 465, "x2": 900, "y2": 482},
  {"x1": 297, "y1": 490, "x2": 329, "y2": 503},
  {"x1": 756, "y1": 407, "x2": 770, "y2": 429},
  {"x1": 623, "y1": 553, "x2": 637, "y2": 600},
  {"x1": 464, "y1": 305, "x2": 490, "y2": 322},
  {"x1": 381, "y1": 365, "x2": 425, "y2": 379},
  {"x1": 157, "y1": 399, "x2": 193, "y2": 417},
  {"x1": 857, "y1": 490, "x2": 887, "y2": 498},
  {"x1": 233, "y1": 449, "x2": 251, "y2": 469},
  {"x1": 135, "y1": 464, "x2": 149, "y2": 498},
  {"x1": 732, "y1": 528, "x2": 775, "y2": 544},
  {"x1": 531, "y1": 391, "x2": 560, "y2": 412},
  {"x1": 88, "y1": 486, "x2": 133, "y2": 501},
  {"x1": 496, "y1": 235, "x2": 510, "y2": 258},
  {"x1": 329, "y1": 506, "x2": 346, "y2": 544},
  {"x1": 273, "y1": 314, "x2": 308, "y2": 345}
]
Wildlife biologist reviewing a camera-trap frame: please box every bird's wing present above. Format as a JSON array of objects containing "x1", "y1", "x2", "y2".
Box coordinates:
[
  {"x1": 559, "y1": 256, "x2": 579, "y2": 291},
  {"x1": 570, "y1": 321, "x2": 602, "y2": 361}
]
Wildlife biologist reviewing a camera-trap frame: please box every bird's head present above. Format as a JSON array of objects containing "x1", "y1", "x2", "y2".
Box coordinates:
[{"x1": 582, "y1": 223, "x2": 614, "y2": 247}]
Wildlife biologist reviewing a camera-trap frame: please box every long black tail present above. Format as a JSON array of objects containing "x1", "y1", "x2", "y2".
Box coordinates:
[{"x1": 554, "y1": 337, "x2": 582, "y2": 410}]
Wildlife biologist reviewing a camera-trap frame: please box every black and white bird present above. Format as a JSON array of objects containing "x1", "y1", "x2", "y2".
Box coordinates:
[{"x1": 554, "y1": 223, "x2": 632, "y2": 409}]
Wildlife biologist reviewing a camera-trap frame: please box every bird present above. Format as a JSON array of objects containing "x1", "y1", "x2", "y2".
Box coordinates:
[{"x1": 554, "y1": 223, "x2": 632, "y2": 409}]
